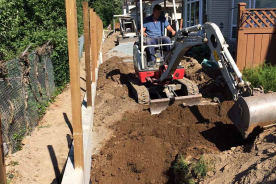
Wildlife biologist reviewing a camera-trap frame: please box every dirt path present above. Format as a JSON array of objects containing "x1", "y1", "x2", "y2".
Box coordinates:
[{"x1": 5, "y1": 55, "x2": 87, "y2": 184}]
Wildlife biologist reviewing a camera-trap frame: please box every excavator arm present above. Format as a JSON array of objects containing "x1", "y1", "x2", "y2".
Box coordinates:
[
  {"x1": 159, "y1": 22, "x2": 276, "y2": 138},
  {"x1": 159, "y1": 22, "x2": 251, "y2": 100}
]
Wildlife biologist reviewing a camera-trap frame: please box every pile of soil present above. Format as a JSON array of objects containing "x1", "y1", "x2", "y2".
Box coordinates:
[
  {"x1": 203, "y1": 127, "x2": 276, "y2": 184},
  {"x1": 92, "y1": 56, "x2": 140, "y2": 154},
  {"x1": 181, "y1": 57, "x2": 232, "y2": 101},
  {"x1": 91, "y1": 53, "x2": 274, "y2": 184},
  {"x1": 91, "y1": 97, "x2": 250, "y2": 183},
  {"x1": 94, "y1": 56, "x2": 139, "y2": 128}
]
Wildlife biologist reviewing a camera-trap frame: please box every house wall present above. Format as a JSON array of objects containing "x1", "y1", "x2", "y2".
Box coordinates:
[{"x1": 208, "y1": 0, "x2": 232, "y2": 40}]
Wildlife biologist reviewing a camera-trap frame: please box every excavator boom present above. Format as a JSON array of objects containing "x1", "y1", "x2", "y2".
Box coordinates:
[{"x1": 156, "y1": 23, "x2": 276, "y2": 138}]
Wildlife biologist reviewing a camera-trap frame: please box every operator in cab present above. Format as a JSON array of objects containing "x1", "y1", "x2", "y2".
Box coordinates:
[{"x1": 143, "y1": 4, "x2": 176, "y2": 63}]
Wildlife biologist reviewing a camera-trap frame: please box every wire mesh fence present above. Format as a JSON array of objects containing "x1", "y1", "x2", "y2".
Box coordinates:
[
  {"x1": 0, "y1": 35, "x2": 84, "y2": 155},
  {"x1": 0, "y1": 43, "x2": 56, "y2": 154}
]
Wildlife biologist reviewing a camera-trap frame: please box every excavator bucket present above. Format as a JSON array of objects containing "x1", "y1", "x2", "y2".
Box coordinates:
[
  {"x1": 150, "y1": 94, "x2": 202, "y2": 115},
  {"x1": 228, "y1": 92, "x2": 276, "y2": 138}
]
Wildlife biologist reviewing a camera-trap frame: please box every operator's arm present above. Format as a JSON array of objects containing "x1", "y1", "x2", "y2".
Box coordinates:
[
  {"x1": 143, "y1": 27, "x2": 147, "y2": 37},
  {"x1": 166, "y1": 25, "x2": 176, "y2": 36}
]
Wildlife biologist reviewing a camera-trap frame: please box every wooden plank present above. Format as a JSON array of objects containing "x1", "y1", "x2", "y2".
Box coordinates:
[
  {"x1": 248, "y1": 8, "x2": 276, "y2": 11},
  {"x1": 245, "y1": 34, "x2": 255, "y2": 68},
  {"x1": 65, "y1": 0, "x2": 84, "y2": 170},
  {"x1": 82, "y1": 1, "x2": 92, "y2": 107},
  {"x1": 260, "y1": 34, "x2": 270, "y2": 64},
  {"x1": 0, "y1": 113, "x2": 7, "y2": 184},
  {"x1": 253, "y1": 34, "x2": 262, "y2": 67},
  {"x1": 90, "y1": 9, "x2": 97, "y2": 82},
  {"x1": 243, "y1": 28, "x2": 276, "y2": 34},
  {"x1": 236, "y1": 31, "x2": 248, "y2": 70},
  {"x1": 96, "y1": 15, "x2": 99, "y2": 67}
]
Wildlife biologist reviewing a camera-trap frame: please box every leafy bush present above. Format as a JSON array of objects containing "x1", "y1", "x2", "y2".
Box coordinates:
[
  {"x1": 172, "y1": 155, "x2": 209, "y2": 184},
  {"x1": 90, "y1": 0, "x2": 122, "y2": 28},
  {"x1": 243, "y1": 63, "x2": 276, "y2": 93},
  {"x1": 0, "y1": 0, "x2": 84, "y2": 87},
  {"x1": 192, "y1": 156, "x2": 208, "y2": 179}
]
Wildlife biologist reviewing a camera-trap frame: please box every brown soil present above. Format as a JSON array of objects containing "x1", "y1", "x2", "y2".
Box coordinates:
[
  {"x1": 90, "y1": 52, "x2": 253, "y2": 183},
  {"x1": 90, "y1": 100, "x2": 251, "y2": 184},
  {"x1": 181, "y1": 56, "x2": 232, "y2": 101},
  {"x1": 91, "y1": 56, "x2": 140, "y2": 154},
  {"x1": 203, "y1": 127, "x2": 276, "y2": 184},
  {"x1": 91, "y1": 35, "x2": 276, "y2": 184}
]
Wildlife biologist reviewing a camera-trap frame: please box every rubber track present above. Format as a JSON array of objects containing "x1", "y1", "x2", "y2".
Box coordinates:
[
  {"x1": 177, "y1": 78, "x2": 199, "y2": 95},
  {"x1": 128, "y1": 77, "x2": 150, "y2": 105}
]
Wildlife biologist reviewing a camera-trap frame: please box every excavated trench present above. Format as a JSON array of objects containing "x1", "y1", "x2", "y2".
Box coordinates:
[{"x1": 90, "y1": 56, "x2": 258, "y2": 184}]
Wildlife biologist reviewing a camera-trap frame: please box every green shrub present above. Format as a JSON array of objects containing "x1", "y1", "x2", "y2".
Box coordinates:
[
  {"x1": 192, "y1": 156, "x2": 208, "y2": 179},
  {"x1": 90, "y1": 0, "x2": 122, "y2": 28},
  {"x1": 172, "y1": 155, "x2": 209, "y2": 184},
  {"x1": 0, "y1": 0, "x2": 84, "y2": 87},
  {"x1": 243, "y1": 63, "x2": 276, "y2": 93}
]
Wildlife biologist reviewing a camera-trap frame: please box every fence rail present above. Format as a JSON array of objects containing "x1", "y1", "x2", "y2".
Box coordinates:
[{"x1": 236, "y1": 3, "x2": 276, "y2": 69}]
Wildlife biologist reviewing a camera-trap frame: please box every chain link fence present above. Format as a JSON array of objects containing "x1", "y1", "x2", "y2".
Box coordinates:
[
  {"x1": 0, "y1": 43, "x2": 55, "y2": 154},
  {"x1": 0, "y1": 36, "x2": 84, "y2": 155}
]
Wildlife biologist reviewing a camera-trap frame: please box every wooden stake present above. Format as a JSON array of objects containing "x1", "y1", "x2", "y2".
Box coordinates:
[
  {"x1": 65, "y1": 0, "x2": 84, "y2": 170},
  {"x1": 0, "y1": 113, "x2": 7, "y2": 184},
  {"x1": 82, "y1": 1, "x2": 92, "y2": 107},
  {"x1": 95, "y1": 14, "x2": 99, "y2": 67},
  {"x1": 90, "y1": 9, "x2": 97, "y2": 82}
]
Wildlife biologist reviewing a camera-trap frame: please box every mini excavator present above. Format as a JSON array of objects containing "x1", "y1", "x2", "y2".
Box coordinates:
[{"x1": 129, "y1": 0, "x2": 276, "y2": 138}]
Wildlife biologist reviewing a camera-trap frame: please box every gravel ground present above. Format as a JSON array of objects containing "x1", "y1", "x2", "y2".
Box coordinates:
[{"x1": 107, "y1": 42, "x2": 134, "y2": 62}]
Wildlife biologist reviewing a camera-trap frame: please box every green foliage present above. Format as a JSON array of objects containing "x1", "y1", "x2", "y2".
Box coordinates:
[
  {"x1": 173, "y1": 155, "x2": 195, "y2": 184},
  {"x1": 172, "y1": 155, "x2": 209, "y2": 184},
  {"x1": 0, "y1": 0, "x2": 84, "y2": 87},
  {"x1": 192, "y1": 156, "x2": 208, "y2": 179},
  {"x1": 243, "y1": 63, "x2": 276, "y2": 93},
  {"x1": 37, "y1": 124, "x2": 51, "y2": 130},
  {"x1": 90, "y1": 0, "x2": 122, "y2": 28},
  {"x1": 37, "y1": 100, "x2": 50, "y2": 117},
  {"x1": 12, "y1": 129, "x2": 26, "y2": 151}
]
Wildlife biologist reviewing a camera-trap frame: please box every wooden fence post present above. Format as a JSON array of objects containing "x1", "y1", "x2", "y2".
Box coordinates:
[
  {"x1": 82, "y1": 1, "x2": 92, "y2": 107},
  {"x1": 65, "y1": 0, "x2": 84, "y2": 170},
  {"x1": 90, "y1": 9, "x2": 97, "y2": 83},
  {"x1": 236, "y1": 3, "x2": 247, "y2": 70},
  {"x1": 0, "y1": 113, "x2": 7, "y2": 184},
  {"x1": 96, "y1": 15, "x2": 99, "y2": 67}
]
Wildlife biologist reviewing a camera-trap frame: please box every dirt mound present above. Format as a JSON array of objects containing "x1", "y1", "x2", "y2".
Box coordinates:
[
  {"x1": 181, "y1": 57, "x2": 232, "y2": 101},
  {"x1": 203, "y1": 127, "x2": 276, "y2": 184},
  {"x1": 90, "y1": 100, "x2": 253, "y2": 184},
  {"x1": 92, "y1": 56, "x2": 140, "y2": 156},
  {"x1": 94, "y1": 56, "x2": 138, "y2": 126}
]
